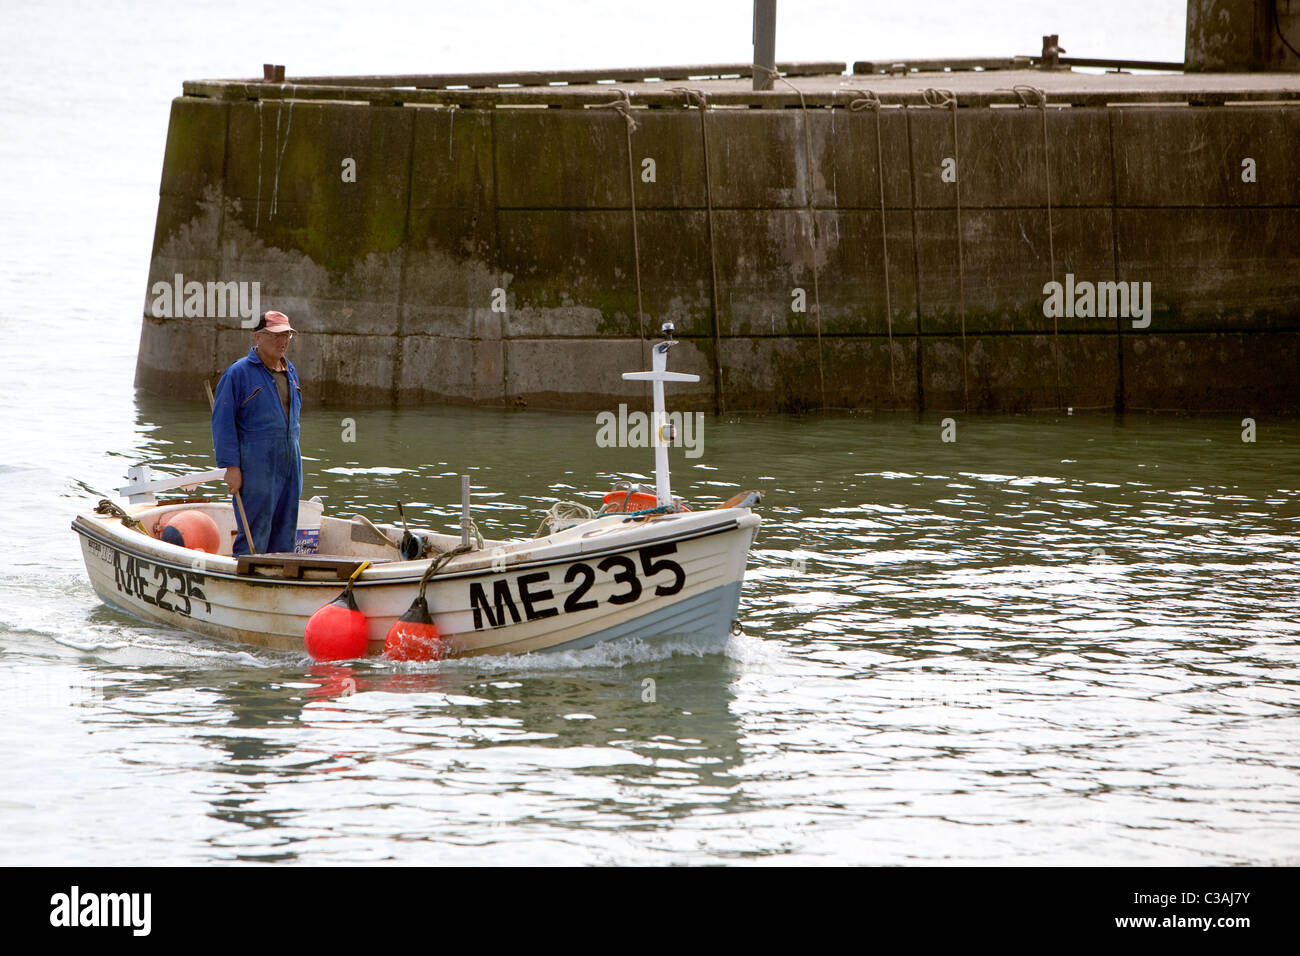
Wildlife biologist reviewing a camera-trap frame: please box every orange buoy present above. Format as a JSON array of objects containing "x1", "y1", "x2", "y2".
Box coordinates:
[
  {"x1": 602, "y1": 489, "x2": 660, "y2": 513},
  {"x1": 304, "y1": 562, "x2": 371, "y2": 661},
  {"x1": 384, "y1": 595, "x2": 445, "y2": 661},
  {"x1": 157, "y1": 509, "x2": 221, "y2": 553}
]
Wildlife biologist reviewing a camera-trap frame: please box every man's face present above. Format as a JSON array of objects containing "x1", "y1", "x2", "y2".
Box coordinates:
[{"x1": 255, "y1": 329, "x2": 292, "y2": 363}]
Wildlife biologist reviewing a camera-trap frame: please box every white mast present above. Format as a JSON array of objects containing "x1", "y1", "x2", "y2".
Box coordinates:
[{"x1": 622, "y1": 323, "x2": 700, "y2": 508}]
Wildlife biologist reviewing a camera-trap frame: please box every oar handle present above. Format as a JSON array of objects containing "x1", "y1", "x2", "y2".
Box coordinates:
[{"x1": 233, "y1": 492, "x2": 257, "y2": 556}]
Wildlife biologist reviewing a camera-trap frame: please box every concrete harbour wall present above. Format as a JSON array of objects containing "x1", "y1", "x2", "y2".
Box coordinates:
[{"x1": 137, "y1": 68, "x2": 1300, "y2": 412}]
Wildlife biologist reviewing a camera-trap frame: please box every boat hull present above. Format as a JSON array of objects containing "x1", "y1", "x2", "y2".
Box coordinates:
[{"x1": 73, "y1": 505, "x2": 760, "y2": 658}]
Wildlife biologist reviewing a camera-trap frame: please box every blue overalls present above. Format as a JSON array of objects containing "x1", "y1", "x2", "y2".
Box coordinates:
[{"x1": 211, "y1": 347, "x2": 303, "y2": 556}]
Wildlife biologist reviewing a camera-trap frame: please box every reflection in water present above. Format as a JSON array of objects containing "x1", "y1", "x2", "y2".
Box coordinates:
[{"x1": 70, "y1": 638, "x2": 749, "y2": 864}]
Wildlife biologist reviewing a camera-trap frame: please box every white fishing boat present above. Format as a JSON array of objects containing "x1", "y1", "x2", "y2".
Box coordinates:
[{"x1": 72, "y1": 327, "x2": 762, "y2": 659}]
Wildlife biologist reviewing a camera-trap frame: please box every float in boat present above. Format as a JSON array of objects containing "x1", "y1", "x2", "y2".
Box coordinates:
[{"x1": 72, "y1": 327, "x2": 762, "y2": 660}]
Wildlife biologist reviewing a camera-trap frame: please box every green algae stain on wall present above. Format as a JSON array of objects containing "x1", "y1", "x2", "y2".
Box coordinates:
[
  {"x1": 223, "y1": 101, "x2": 413, "y2": 277},
  {"x1": 153, "y1": 98, "x2": 229, "y2": 259}
]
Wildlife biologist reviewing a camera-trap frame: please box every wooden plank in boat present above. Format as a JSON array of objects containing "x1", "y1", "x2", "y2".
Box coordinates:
[{"x1": 235, "y1": 553, "x2": 390, "y2": 580}]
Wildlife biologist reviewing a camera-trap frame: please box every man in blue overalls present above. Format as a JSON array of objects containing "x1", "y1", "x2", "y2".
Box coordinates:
[{"x1": 211, "y1": 310, "x2": 303, "y2": 556}]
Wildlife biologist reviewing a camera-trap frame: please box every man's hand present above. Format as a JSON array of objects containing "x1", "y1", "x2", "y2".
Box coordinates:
[{"x1": 224, "y1": 466, "x2": 242, "y2": 495}]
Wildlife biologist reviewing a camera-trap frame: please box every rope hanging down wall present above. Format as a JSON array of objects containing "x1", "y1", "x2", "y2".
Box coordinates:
[
  {"x1": 923, "y1": 87, "x2": 969, "y2": 413},
  {"x1": 671, "y1": 87, "x2": 725, "y2": 414},
  {"x1": 841, "y1": 89, "x2": 898, "y2": 404},
  {"x1": 594, "y1": 90, "x2": 649, "y2": 369},
  {"x1": 754, "y1": 63, "x2": 827, "y2": 410},
  {"x1": 999, "y1": 84, "x2": 1062, "y2": 410}
]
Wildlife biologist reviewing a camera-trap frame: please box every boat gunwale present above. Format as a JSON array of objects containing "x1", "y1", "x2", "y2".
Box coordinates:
[{"x1": 71, "y1": 509, "x2": 758, "y2": 588}]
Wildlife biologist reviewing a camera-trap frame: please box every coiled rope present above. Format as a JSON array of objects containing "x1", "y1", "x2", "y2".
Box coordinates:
[
  {"x1": 533, "y1": 500, "x2": 597, "y2": 537},
  {"x1": 95, "y1": 499, "x2": 149, "y2": 536}
]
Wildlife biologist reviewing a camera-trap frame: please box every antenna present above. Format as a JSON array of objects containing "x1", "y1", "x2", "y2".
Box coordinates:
[{"x1": 621, "y1": 322, "x2": 701, "y2": 508}]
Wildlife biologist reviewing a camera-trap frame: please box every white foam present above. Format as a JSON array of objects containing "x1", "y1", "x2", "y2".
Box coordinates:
[
  {"x1": 378, "y1": 629, "x2": 741, "y2": 674},
  {"x1": 51, "y1": 636, "x2": 129, "y2": 652},
  {"x1": 321, "y1": 466, "x2": 411, "y2": 476},
  {"x1": 54, "y1": 630, "x2": 282, "y2": 668}
]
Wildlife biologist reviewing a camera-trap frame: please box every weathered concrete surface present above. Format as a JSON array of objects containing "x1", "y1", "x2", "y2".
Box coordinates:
[
  {"x1": 922, "y1": 334, "x2": 1121, "y2": 413},
  {"x1": 1123, "y1": 331, "x2": 1300, "y2": 409},
  {"x1": 1186, "y1": 0, "x2": 1300, "y2": 72},
  {"x1": 722, "y1": 336, "x2": 917, "y2": 411},
  {"x1": 138, "y1": 67, "x2": 1300, "y2": 413}
]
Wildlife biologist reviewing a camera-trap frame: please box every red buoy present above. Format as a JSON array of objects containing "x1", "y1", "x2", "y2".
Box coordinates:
[
  {"x1": 304, "y1": 562, "x2": 371, "y2": 661},
  {"x1": 384, "y1": 596, "x2": 445, "y2": 661},
  {"x1": 305, "y1": 590, "x2": 370, "y2": 661},
  {"x1": 157, "y1": 509, "x2": 221, "y2": 553},
  {"x1": 383, "y1": 543, "x2": 471, "y2": 662}
]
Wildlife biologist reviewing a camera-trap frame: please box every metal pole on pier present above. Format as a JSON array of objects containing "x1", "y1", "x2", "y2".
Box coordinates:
[{"x1": 753, "y1": 0, "x2": 777, "y2": 90}]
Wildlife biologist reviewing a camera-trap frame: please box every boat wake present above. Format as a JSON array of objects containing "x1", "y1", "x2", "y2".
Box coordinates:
[
  {"x1": 47, "y1": 628, "x2": 283, "y2": 668},
  {"x1": 50, "y1": 634, "x2": 130, "y2": 653},
  {"x1": 383, "y1": 630, "x2": 764, "y2": 674},
  {"x1": 39, "y1": 616, "x2": 770, "y2": 674}
]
